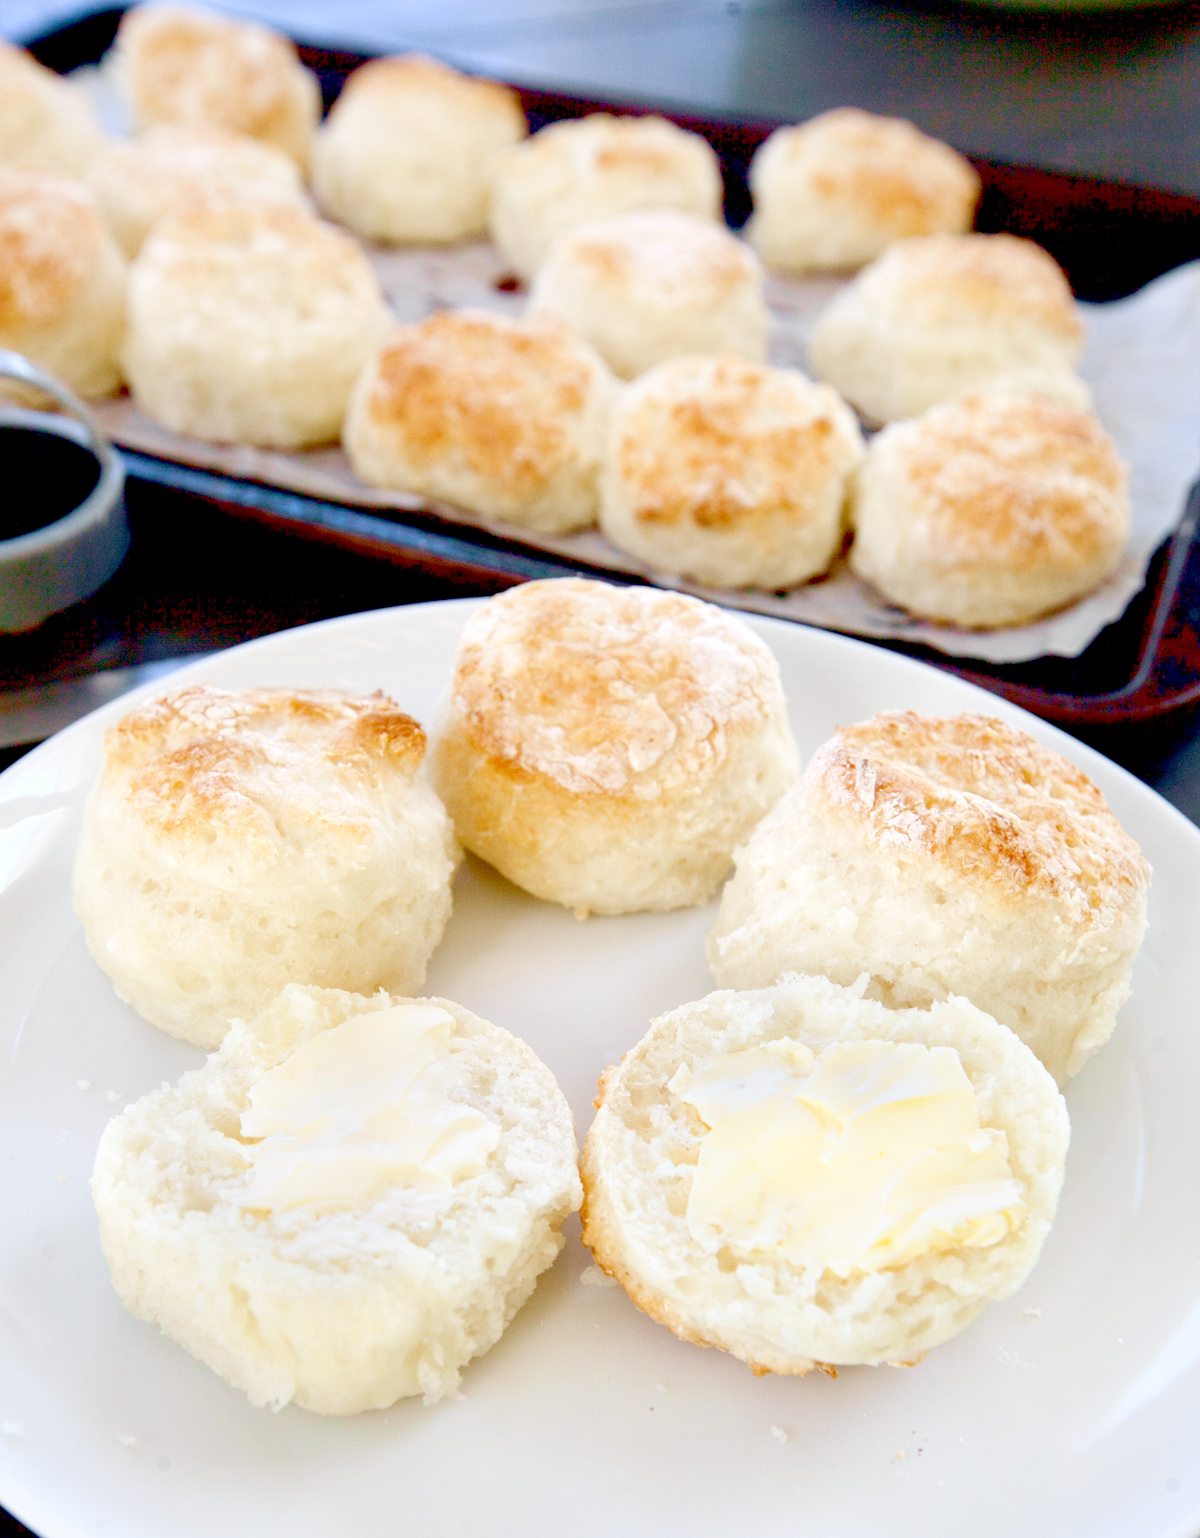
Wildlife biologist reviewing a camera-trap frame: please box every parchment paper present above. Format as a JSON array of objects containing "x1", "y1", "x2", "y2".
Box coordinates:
[
  {"x1": 71, "y1": 57, "x2": 1200, "y2": 663},
  {"x1": 89, "y1": 242, "x2": 1200, "y2": 664}
]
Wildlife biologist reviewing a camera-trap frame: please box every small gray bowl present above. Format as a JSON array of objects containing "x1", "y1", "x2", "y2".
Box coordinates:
[{"x1": 0, "y1": 350, "x2": 129, "y2": 634}]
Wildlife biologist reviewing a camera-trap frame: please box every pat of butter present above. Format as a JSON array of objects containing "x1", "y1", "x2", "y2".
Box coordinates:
[
  {"x1": 671, "y1": 1038, "x2": 1025, "y2": 1278},
  {"x1": 236, "y1": 1004, "x2": 499, "y2": 1216}
]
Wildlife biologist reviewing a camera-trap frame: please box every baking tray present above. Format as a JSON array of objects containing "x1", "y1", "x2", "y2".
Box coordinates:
[{"x1": 20, "y1": 3, "x2": 1200, "y2": 733}]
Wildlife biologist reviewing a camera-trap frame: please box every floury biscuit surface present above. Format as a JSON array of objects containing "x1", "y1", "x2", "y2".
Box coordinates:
[
  {"x1": 87, "y1": 124, "x2": 309, "y2": 258},
  {"x1": 115, "y1": 5, "x2": 321, "y2": 167},
  {"x1": 529, "y1": 210, "x2": 768, "y2": 380},
  {"x1": 431, "y1": 579, "x2": 799, "y2": 914},
  {"x1": 73, "y1": 685, "x2": 459, "y2": 1048},
  {"x1": 746, "y1": 109, "x2": 980, "y2": 274},
  {"x1": 0, "y1": 167, "x2": 127, "y2": 400},
  {"x1": 123, "y1": 199, "x2": 392, "y2": 448},
  {"x1": 92, "y1": 985, "x2": 582, "y2": 1413},
  {"x1": 600, "y1": 354, "x2": 864, "y2": 589},
  {"x1": 343, "y1": 309, "x2": 616, "y2": 534},
  {"x1": 581, "y1": 974, "x2": 1068, "y2": 1374},
  {"x1": 849, "y1": 393, "x2": 1131, "y2": 627},
  {"x1": 709, "y1": 710, "x2": 1150, "y2": 1083},
  {"x1": 312, "y1": 55, "x2": 527, "y2": 244},
  {"x1": 489, "y1": 113, "x2": 723, "y2": 282},
  {"x1": 810, "y1": 233, "x2": 1088, "y2": 423}
]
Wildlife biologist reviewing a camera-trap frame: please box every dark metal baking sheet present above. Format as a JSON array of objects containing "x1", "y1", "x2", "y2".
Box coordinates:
[{"x1": 18, "y1": 3, "x2": 1200, "y2": 728}]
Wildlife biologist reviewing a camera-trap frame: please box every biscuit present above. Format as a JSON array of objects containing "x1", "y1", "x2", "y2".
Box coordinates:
[
  {"x1": 708, "y1": 710, "x2": 1150, "y2": 1083},
  {"x1": 600, "y1": 354, "x2": 864, "y2": 589},
  {"x1": 0, "y1": 40, "x2": 105, "y2": 175},
  {"x1": 809, "y1": 233, "x2": 1088, "y2": 423},
  {"x1": 430, "y1": 578, "x2": 799, "y2": 914},
  {"x1": 73, "y1": 686, "x2": 460, "y2": 1049},
  {"x1": 0, "y1": 166, "x2": 125, "y2": 399},
  {"x1": 312, "y1": 54, "x2": 527, "y2": 244},
  {"x1": 87, "y1": 123, "x2": 309, "y2": 257},
  {"x1": 489, "y1": 112, "x2": 723, "y2": 282},
  {"x1": 849, "y1": 393, "x2": 1130, "y2": 627},
  {"x1": 93, "y1": 984, "x2": 582, "y2": 1413},
  {"x1": 529, "y1": 209, "x2": 768, "y2": 379},
  {"x1": 581, "y1": 973, "x2": 1068, "y2": 1374},
  {"x1": 343, "y1": 308, "x2": 616, "y2": 533},
  {"x1": 123, "y1": 198, "x2": 392, "y2": 448},
  {"x1": 746, "y1": 109, "x2": 980, "y2": 273},
  {"x1": 116, "y1": 5, "x2": 321, "y2": 167}
]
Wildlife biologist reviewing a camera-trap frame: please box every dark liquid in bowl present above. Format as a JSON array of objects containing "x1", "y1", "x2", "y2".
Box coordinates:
[{"x1": 0, "y1": 425, "x2": 103, "y2": 541}]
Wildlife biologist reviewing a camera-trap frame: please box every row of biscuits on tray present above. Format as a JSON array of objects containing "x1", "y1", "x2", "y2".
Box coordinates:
[
  {"x1": 75, "y1": 577, "x2": 1150, "y2": 1414},
  {"x1": 1, "y1": 6, "x2": 1128, "y2": 628}
]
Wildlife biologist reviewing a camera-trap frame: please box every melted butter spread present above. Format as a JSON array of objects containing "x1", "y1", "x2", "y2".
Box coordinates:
[
  {"x1": 670, "y1": 1038, "x2": 1025, "y2": 1277},
  {"x1": 236, "y1": 1004, "x2": 499, "y2": 1216}
]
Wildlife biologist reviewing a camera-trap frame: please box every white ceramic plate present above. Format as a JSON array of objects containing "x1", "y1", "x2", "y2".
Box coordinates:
[{"x1": 2, "y1": 600, "x2": 1199, "y2": 1538}]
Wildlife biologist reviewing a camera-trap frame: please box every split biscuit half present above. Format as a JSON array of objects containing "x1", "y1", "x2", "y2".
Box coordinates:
[
  {"x1": 93, "y1": 984, "x2": 582, "y2": 1413},
  {"x1": 582, "y1": 973, "x2": 1068, "y2": 1375}
]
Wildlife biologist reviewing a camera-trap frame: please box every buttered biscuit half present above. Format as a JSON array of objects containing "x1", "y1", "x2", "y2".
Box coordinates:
[
  {"x1": 93, "y1": 985, "x2": 582, "y2": 1413},
  {"x1": 582, "y1": 973, "x2": 1068, "y2": 1375}
]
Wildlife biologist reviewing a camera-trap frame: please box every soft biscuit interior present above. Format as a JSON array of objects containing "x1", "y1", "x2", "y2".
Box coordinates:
[
  {"x1": 92, "y1": 985, "x2": 583, "y2": 1414},
  {"x1": 581, "y1": 973, "x2": 1070, "y2": 1374}
]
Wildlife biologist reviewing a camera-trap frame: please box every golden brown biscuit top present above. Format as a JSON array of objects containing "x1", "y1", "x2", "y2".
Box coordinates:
[
  {"x1": 613, "y1": 354, "x2": 862, "y2": 530},
  {"x1": 857, "y1": 233, "x2": 1083, "y2": 346},
  {"x1": 104, "y1": 685, "x2": 426, "y2": 854},
  {"x1": 361, "y1": 309, "x2": 603, "y2": 500},
  {"x1": 549, "y1": 210, "x2": 758, "y2": 304},
  {"x1": 137, "y1": 198, "x2": 383, "y2": 308},
  {"x1": 509, "y1": 113, "x2": 715, "y2": 187},
  {"x1": 118, "y1": 6, "x2": 305, "y2": 142},
  {"x1": 90, "y1": 124, "x2": 301, "y2": 208},
  {"x1": 338, "y1": 53, "x2": 526, "y2": 131},
  {"x1": 0, "y1": 166, "x2": 104, "y2": 331},
  {"x1": 757, "y1": 109, "x2": 980, "y2": 233},
  {"x1": 450, "y1": 578, "x2": 784, "y2": 795},
  {"x1": 811, "y1": 710, "x2": 1149, "y2": 921},
  {"x1": 871, "y1": 393, "x2": 1128, "y2": 573}
]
